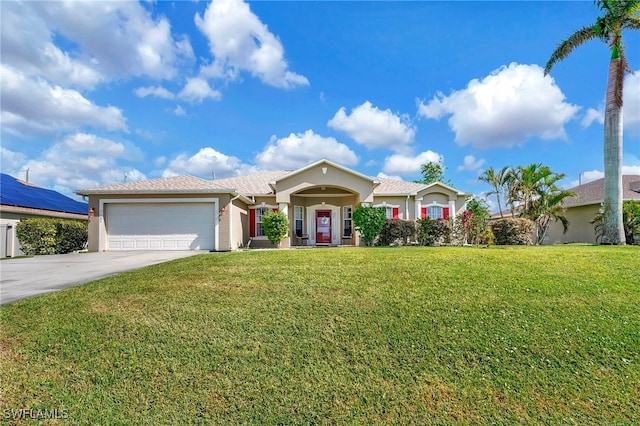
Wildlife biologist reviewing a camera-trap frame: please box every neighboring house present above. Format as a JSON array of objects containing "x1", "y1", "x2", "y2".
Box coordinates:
[
  {"x1": 544, "y1": 175, "x2": 640, "y2": 245},
  {"x1": 76, "y1": 159, "x2": 471, "y2": 252},
  {"x1": 0, "y1": 173, "x2": 88, "y2": 257}
]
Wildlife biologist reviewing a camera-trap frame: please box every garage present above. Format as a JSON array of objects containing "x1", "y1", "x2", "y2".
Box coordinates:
[{"x1": 106, "y1": 202, "x2": 215, "y2": 251}]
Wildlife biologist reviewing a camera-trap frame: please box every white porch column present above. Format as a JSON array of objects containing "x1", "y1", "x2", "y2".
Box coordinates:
[
  {"x1": 449, "y1": 199, "x2": 456, "y2": 218},
  {"x1": 279, "y1": 203, "x2": 289, "y2": 236},
  {"x1": 415, "y1": 200, "x2": 422, "y2": 220}
]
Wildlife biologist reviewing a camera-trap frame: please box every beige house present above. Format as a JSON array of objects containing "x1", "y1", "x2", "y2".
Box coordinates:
[
  {"x1": 77, "y1": 159, "x2": 470, "y2": 251},
  {"x1": 544, "y1": 175, "x2": 640, "y2": 244}
]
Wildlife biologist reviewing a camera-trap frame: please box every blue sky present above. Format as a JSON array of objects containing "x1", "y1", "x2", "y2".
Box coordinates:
[{"x1": 1, "y1": 0, "x2": 639, "y2": 206}]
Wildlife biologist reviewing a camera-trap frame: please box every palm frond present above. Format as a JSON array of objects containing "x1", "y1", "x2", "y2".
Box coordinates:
[{"x1": 545, "y1": 25, "x2": 598, "y2": 75}]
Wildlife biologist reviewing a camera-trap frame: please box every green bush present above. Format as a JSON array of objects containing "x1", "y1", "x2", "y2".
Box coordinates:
[
  {"x1": 490, "y1": 217, "x2": 533, "y2": 245},
  {"x1": 353, "y1": 206, "x2": 387, "y2": 246},
  {"x1": 416, "y1": 217, "x2": 451, "y2": 246},
  {"x1": 262, "y1": 210, "x2": 289, "y2": 247},
  {"x1": 376, "y1": 219, "x2": 415, "y2": 246},
  {"x1": 16, "y1": 218, "x2": 87, "y2": 255}
]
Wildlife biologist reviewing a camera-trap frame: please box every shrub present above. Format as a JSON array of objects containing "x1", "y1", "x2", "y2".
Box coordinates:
[
  {"x1": 55, "y1": 220, "x2": 89, "y2": 254},
  {"x1": 592, "y1": 200, "x2": 640, "y2": 245},
  {"x1": 416, "y1": 217, "x2": 451, "y2": 246},
  {"x1": 353, "y1": 206, "x2": 387, "y2": 246},
  {"x1": 262, "y1": 210, "x2": 289, "y2": 247},
  {"x1": 376, "y1": 219, "x2": 415, "y2": 246},
  {"x1": 490, "y1": 217, "x2": 533, "y2": 245},
  {"x1": 16, "y1": 218, "x2": 87, "y2": 255}
]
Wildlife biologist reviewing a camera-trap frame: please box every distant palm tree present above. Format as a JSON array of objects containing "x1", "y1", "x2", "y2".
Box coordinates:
[
  {"x1": 479, "y1": 166, "x2": 512, "y2": 218},
  {"x1": 510, "y1": 163, "x2": 576, "y2": 244},
  {"x1": 544, "y1": 0, "x2": 640, "y2": 245}
]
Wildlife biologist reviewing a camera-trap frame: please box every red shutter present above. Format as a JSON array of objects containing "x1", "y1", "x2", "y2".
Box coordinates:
[
  {"x1": 421, "y1": 207, "x2": 427, "y2": 218},
  {"x1": 443, "y1": 207, "x2": 450, "y2": 219},
  {"x1": 272, "y1": 208, "x2": 279, "y2": 213},
  {"x1": 250, "y1": 209, "x2": 256, "y2": 237},
  {"x1": 392, "y1": 207, "x2": 399, "y2": 219}
]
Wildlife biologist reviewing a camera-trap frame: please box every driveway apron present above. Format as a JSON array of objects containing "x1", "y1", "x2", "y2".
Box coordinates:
[{"x1": 0, "y1": 251, "x2": 206, "y2": 305}]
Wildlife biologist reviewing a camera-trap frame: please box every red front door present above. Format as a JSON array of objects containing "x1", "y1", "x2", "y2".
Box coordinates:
[{"x1": 316, "y1": 210, "x2": 332, "y2": 244}]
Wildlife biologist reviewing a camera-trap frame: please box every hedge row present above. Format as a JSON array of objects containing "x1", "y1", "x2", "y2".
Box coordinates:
[
  {"x1": 375, "y1": 217, "x2": 533, "y2": 247},
  {"x1": 489, "y1": 218, "x2": 533, "y2": 245},
  {"x1": 16, "y1": 218, "x2": 88, "y2": 255}
]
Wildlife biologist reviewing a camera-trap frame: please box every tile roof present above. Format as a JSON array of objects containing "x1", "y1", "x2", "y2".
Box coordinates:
[
  {"x1": 210, "y1": 170, "x2": 290, "y2": 195},
  {"x1": 374, "y1": 177, "x2": 426, "y2": 194},
  {"x1": 77, "y1": 175, "x2": 224, "y2": 194},
  {"x1": 76, "y1": 166, "x2": 468, "y2": 198},
  {"x1": 563, "y1": 175, "x2": 640, "y2": 207}
]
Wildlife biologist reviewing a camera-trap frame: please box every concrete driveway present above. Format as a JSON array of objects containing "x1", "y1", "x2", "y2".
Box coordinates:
[{"x1": 0, "y1": 251, "x2": 207, "y2": 305}]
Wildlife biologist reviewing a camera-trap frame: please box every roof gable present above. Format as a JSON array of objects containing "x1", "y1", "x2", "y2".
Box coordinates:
[
  {"x1": 1, "y1": 173, "x2": 87, "y2": 215},
  {"x1": 273, "y1": 159, "x2": 378, "y2": 186}
]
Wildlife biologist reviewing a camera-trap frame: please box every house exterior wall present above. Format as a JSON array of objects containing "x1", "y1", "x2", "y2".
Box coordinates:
[
  {"x1": 544, "y1": 204, "x2": 600, "y2": 245},
  {"x1": 274, "y1": 164, "x2": 375, "y2": 204}
]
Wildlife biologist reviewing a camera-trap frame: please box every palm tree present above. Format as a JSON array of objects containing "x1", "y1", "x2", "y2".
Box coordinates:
[
  {"x1": 479, "y1": 166, "x2": 512, "y2": 218},
  {"x1": 509, "y1": 163, "x2": 576, "y2": 244},
  {"x1": 544, "y1": 0, "x2": 640, "y2": 245}
]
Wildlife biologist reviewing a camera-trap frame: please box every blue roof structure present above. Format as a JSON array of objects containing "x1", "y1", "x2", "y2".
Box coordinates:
[{"x1": 0, "y1": 173, "x2": 87, "y2": 215}]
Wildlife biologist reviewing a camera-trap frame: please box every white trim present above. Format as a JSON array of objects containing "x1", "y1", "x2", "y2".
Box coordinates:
[{"x1": 98, "y1": 197, "x2": 219, "y2": 252}]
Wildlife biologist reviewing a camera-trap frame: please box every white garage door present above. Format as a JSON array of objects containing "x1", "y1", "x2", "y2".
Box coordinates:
[{"x1": 106, "y1": 203, "x2": 215, "y2": 251}]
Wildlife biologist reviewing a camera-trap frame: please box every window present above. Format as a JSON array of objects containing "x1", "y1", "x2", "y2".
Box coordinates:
[
  {"x1": 294, "y1": 206, "x2": 304, "y2": 237},
  {"x1": 427, "y1": 206, "x2": 443, "y2": 219},
  {"x1": 421, "y1": 205, "x2": 450, "y2": 219},
  {"x1": 250, "y1": 206, "x2": 276, "y2": 237},
  {"x1": 383, "y1": 207, "x2": 400, "y2": 219},
  {"x1": 256, "y1": 207, "x2": 268, "y2": 236},
  {"x1": 343, "y1": 206, "x2": 352, "y2": 236}
]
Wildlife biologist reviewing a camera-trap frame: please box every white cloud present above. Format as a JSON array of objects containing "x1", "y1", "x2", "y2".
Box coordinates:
[
  {"x1": 328, "y1": 101, "x2": 416, "y2": 150},
  {"x1": 164, "y1": 147, "x2": 243, "y2": 179},
  {"x1": 45, "y1": 1, "x2": 191, "y2": 81},
  {"x1": 255, "y1": 130, "x2": 358, "y2": 169},
  {"x1": 457, "y1": 155, "x2": 485, "y2": 172},
  {"x1": 2, "y1": 133, "x2": 147, "y2": 197},
  {"x1": 195, "y1": 0, "x2": 308, "y2": 89},
  {"x1": 623, "y1": 71, "x2": 640, "y2": 136},
  {"x1": 417, "y1": 63, "x2": 579, "y2": 148},
  {"x1": 382, "y1": 150, "x2": 442, "y2": 177},
  {"x1": 0, "y1": 147, "x2": 27, "y2": 176},
  {"x1": 173, "y1": 105, "x2": 187, "y2": 116},
  {"x1": 135, "y1": 86, "x2": 175, "y2": 99},
  {"x1": 581, "y1": 107, "x2": 604, "y2": 128},
  {"x1": 0, "y1": 65, "x2": 127, "y2": 136},
  {"x1": 178, "y1": 77, "x2": 222, "y2": 103},
  {"x1": 0, "y1": 1, "x2": 103, "y2": 89},
  {"x1": 376, "y1": 172, "x2": 404, "y2": 181}
]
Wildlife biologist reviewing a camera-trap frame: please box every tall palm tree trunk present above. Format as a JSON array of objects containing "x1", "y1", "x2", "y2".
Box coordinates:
[{"x1": 602, "y1": 57, "x2": 625, "y2": 244}]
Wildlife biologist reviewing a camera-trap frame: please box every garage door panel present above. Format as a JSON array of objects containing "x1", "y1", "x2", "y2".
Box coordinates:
[{"x1": 107, "y1": 203, "x2": 215, "y2": 251}]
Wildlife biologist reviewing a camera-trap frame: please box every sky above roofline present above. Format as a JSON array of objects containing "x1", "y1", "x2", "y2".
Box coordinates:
[{"x1": 1, "y1": 0, "x2": 639, "y2": 213}]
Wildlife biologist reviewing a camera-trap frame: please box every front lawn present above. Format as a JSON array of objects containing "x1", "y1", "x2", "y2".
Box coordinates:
[{"x1": 1, "y1": 246, "x2": 638, "y2": 424}]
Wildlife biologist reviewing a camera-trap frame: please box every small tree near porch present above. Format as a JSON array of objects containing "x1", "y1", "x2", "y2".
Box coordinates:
[
  {"x1": 262, "y1": 210, "x2": 289, "y2": 247},
  {"x1": 353, "y1": 206, "x2": 387, "y2": 246}
]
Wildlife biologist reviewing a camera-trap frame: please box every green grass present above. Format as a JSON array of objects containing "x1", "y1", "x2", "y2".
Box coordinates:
[{"x1": 1, "y1": 246, "x2": 639, "y2": 424}]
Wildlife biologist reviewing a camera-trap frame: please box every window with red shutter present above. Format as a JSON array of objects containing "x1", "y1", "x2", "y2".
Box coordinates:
[{"x1": 249, "y1": 209, "x2": 256, "y2": 237}]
